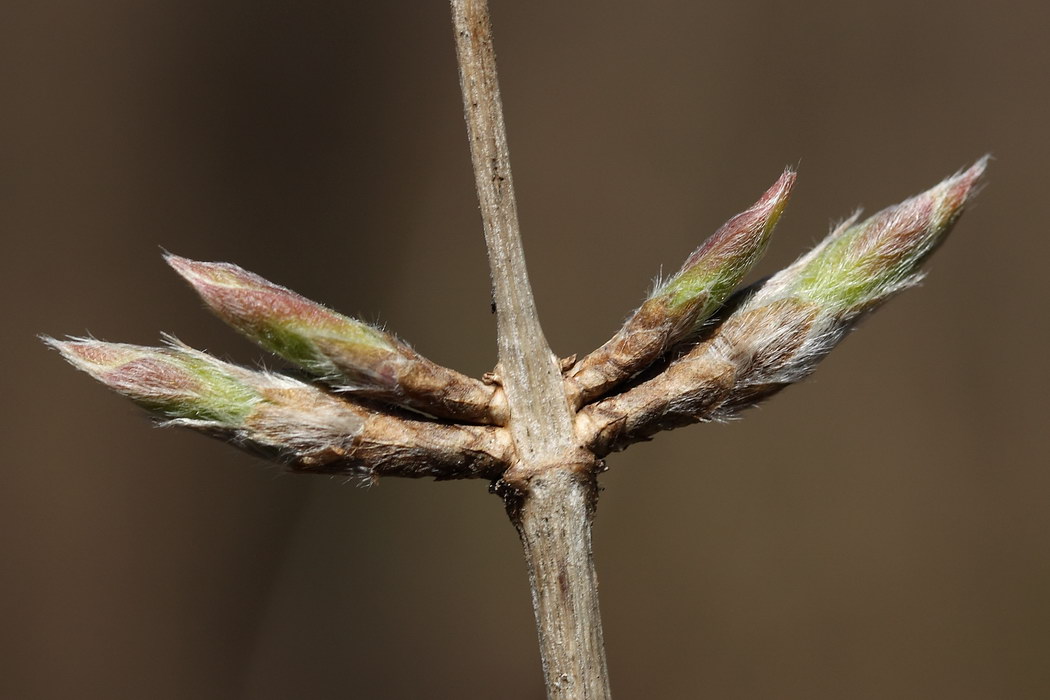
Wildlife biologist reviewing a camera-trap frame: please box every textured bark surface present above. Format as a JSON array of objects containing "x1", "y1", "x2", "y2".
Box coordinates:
[
  {"x1": 508, "y1": 469, "x2": 611, "y2": 700},
  {"x1": 451, "y1": 1, "x2": 612, "y2": 697},
  {"x1": 450, "y1": 0, "x2": 576, "y2": 458}
]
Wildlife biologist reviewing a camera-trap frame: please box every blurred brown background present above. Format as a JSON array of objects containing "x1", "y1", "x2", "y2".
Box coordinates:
[{"x1": 4, "y1": 0, "x2": 1048, "y2": 698}]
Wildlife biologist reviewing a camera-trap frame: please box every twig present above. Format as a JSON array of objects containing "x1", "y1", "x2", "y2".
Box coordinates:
[{"x1": 450, "y1": 1, "x2": 612, "y2": 697}]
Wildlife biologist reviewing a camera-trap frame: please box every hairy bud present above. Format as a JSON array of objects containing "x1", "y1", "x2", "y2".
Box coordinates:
[
  {"x1": 166, "y1": 255, "x2": 501, "y2": 424},
  {"x1": 659, "y1": 169, "x2": 795, "y2": 318},
  {"x1": 45, "y1": 337, "x2": 510, "y2": 478},
  {"x1": 569, "y1": 170, "x2": 795, "y2": 404},
  {"x1": 717, "y1": 157, "x2": 988, "y2": 399},
  {"x1": 46, "y1": 337, "x2": 261, "y2": 425},
  {"x1": 165, "y1": 255, "x2": 395, "y2": 381},
  {"x1": 766, "y1": 158, "x2": 986, "y2": 315}
]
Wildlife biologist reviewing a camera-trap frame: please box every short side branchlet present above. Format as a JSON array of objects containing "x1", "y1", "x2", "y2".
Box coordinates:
[{"x1": 45, "y1": 337, "x2": 510, "y2": 480}]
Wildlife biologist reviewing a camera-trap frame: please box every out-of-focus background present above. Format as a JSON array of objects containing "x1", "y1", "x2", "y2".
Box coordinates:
[{"x1": 5, "y1": 1, "x2": 1048, "y2": 698}]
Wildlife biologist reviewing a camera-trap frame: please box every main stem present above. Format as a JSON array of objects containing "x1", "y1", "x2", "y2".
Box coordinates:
[{"x1": 450, "y1": 1, "x2": 611, "y2": 698}]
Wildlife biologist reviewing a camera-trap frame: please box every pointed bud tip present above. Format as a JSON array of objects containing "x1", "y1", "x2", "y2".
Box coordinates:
[
  {"x1": 165, "y1": 252, "x2": 212, "y2": 284},
  {"x1": 41, "y1": 334, "x2": 81, "y2": 365},
  {"x1": 40, "y1": 334, "x2": 64, "y2": 352},
  {"x1": 724, "y1": 168, "x2": 797, "y2": 230},
  {"x1": 740, "y1": 167, "x2": 797, "y2": 228},
  {"x1": 683, "y1": 168, "x2": 797, "y2": 271},
  {"x1": 162, "y1": 251, "x2": 194, "y2": 276},
  {"x1": 751, "y1": 167, "x2": 796, "y2": 224},
  {"x1": 940, "y1": 155, "x2": 989, "y2": 210},
  {"x1": 759, "y1": 168, "x2": 797, "y2": 206},
  {"x1": 43, "y1": 336, "x2": 147, "y2": 371},
  {"x1": 165, "y1": 253, "x2": 272, "y2": 293},
  {"x1": 785, "y1": 157, "x2": 988, "y2": 312},
  {"x1": 48, "y1": 336, "x2": 260, "y2": 423},
  {"x1": 962, "y1": 154, "x2": 990, "y2": 183}
]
